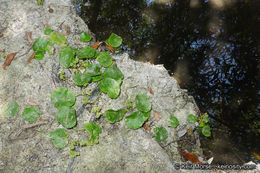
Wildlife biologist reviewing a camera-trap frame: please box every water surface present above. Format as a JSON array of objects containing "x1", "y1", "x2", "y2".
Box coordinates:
[{"x1": 77, "y1": 0, "x2": 260, "y2": 163}]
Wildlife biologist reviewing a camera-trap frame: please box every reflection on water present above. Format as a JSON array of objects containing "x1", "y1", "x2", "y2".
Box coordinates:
[{"x1": 77, "y1": 0, "x2": 260, "y2": 163}]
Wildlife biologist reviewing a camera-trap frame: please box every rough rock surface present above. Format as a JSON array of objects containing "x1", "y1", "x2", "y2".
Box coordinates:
[{"x1": 0, "y1": 0, "x2": 259, "y2": 173}]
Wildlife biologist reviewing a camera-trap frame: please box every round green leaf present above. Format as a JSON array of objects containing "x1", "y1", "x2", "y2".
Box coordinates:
[
  {"x1": 59, "y1": 46, "x2": 75, "y2": 68},
  {"x1": 202, "y1": 125, "x2": 211, "y2": 137},
  {"x1": 99, "y1": 78, "x2": 120, "y2": 99},
  {"x1": 51, "y1": 87, "x2": 76, "y2": 108},
  {"x1": 154, "y1": 127, "x2": 168, "y2": 142},
  {"x1": 125, "y1": 112, "x2": 145, "y2": 129},
  {"x1": 104, "y1": 65, "x2": 124, "y2": 83},
  {"x1": 34, "y1": 51, "x2": 45, "y2": 60},
  {"x1": 44, "y1": 28, "x2": 53, "y2": 35},
  {"x1": 135, "y1": 94, "x2": 151, "y2": 113},
  {"x1": 97, "y1": 52, "x2": 112, "y2": 67},
  {"x1": 50, "y1": 128, "x2": 68, "y2": 148},
  {"x1": 50, "y1": 31, "x2": 67, "y2": 46},
  {"x1": 80, "y1": 32, "x2": 92, "y2": 42},
  {"x1": 85, "y1": 63, "x2": 101, "y2": 76},
  {"x1": 1, "y1": 101, "x2": 19, "y2": 118},
  {"x1": 77, "y1": 47, "x2": 96, "y2": 59},
  {"x1": 22, "y1": 106, "x2": 40, "y2": 122},
  {"x1": 106, "y1": 33, "x2": 122, "y2": 48},
  {"x1": 169, "y1": 116, "x2": 179, "y2": 128},
  {"x1": 105, "y1": 109, "x2": 126, "y2": 123},
  {"x1": 32, "y1": 38, "x2": 48, "y2": 51},
  {"x1": 56, "y1": 106, "x2": 77, "y2": 129},
  {"x1": 73, "y1": 72, "x2": 92, "y2": 86},
  {"x1": 187, "y1": 114, "x2": 198, "y2": 123}
]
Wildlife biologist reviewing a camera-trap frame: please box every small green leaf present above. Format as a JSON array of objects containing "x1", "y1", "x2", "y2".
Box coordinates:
[
  {"x1": 50, "y1": 128, "x2": 68, "y2": 148},
  {"x1": 135, "y1": 94, "x2": 151, "y2": 113},
  {"x1": 83, "y1": 122, "x2": 101, "y2": 146},
  {"x1": 92, "y1": 74, "x2": 103, "y2": 82},
  {"x1": 105, "y1": 109, "x2": 126, "y2": 123},
  {"x1": 202, "y1": 125, "x2": 211, "y2": 137},
  {"x1": 77, "y1": 47, "x2": 96, "y2": 59},
  {"x1": 1, "y1": 101, "x2": 19, "y2": 118},
  {"x1": 51, "y1": 87, "x2": 76, "y2": 108},
  {"x1": 169, "y1": 116, "x2": 179, "y2": 128},
  {"x1": 22, "y1": 106, "x2": 40, "y2": 122},
  {"x1": 37, "y1": 0, "x2": 44, "y2": 6},
  {"x1": 32, "y1": 38, "x2": 48, "y2": 52},
  {"x1": 46, "y1": 42, "x2": 54, "y2": 55},
  {"x1": 69, "y1": 151, "x2": 80, "y2": 158},
  {"x1": 44, "y1": 28, "x2": 53, "y2": 35},
  {"x1": 106, "y1": 33, "x2": 122, "y2": 48},
  {"x1": 97, "y1": 52, "x2": 112, "y2": 67},
  {"x1": 126, "y1": 99, "x2": 133, "y2": 110},
  {"x1": 56, "y1": 106, "x2": 77, "y2": 129},
  {"x1": 59, "y1": 46, "x2": 75, "y2": 68},
  {"x1": 187, "y1": 114, "x2": 198, "y2": 123},
  {"x1": 73, "y1": 72, "x2": 92, "y2": 86},
  {"x1": 80, "y1": 32, "x2": 92, "y2": 42},
  {"x1": 99, "y1": 78, "x2": 121, "y2": 99},
  {"x1": 141, "y1": 111, "x2": 150, "y2": 122},
  {"x1": 125, "y1": 112, "x2": 145, "y2": 129},
  {"x1": 50, "y1": 31, "x2": 67, "y2": 46},
  {"x1": 199, "y1": 121, "x2": 205, "y2": 128},
  {"x1": 84, "y1": 123, "x2": 101, "y2": 135},
  {"x1": 69, "y1": 144, "x2": 75, "y2": 150},
  {"x1": 104, "y1": 65, "x2": 124, "y2": 84},
  {"x1": 85, "y1": 63, "x2": 101, "y2": 76},
  {"x1": 201, "y1": 113, "x2": 209, "y2": 123},
  {"x1": 34, "y1": 51, "x2": 45, "y2": 60},
  {"x1": 154, "y1": 127, "x2": 168, "y2": 142}
]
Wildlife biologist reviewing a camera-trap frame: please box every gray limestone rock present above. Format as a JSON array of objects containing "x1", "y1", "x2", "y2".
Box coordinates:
[{"x1": 1, "y1": 0, "x2": 248, "y2": 173}]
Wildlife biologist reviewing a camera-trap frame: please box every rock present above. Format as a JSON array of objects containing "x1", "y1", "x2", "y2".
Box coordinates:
[{"x1": 0, "y1": 0, "x2": 210, "y2": 172}]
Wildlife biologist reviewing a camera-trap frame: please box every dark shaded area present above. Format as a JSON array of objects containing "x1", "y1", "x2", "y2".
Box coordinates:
[{"x1": 78, "y1": 0, "x2": 260, "y2": 163}]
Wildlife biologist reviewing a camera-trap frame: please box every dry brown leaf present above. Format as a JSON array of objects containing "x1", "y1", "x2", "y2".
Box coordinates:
[
  {"x1": 2, "y1": 52, "x2": 17, "y2": 70},
  {"x1": 26, "y1": 51, "x2": 36, "y2": 64},
  {"x1": 27, "y1": 99, "x2": 39, "y2": 106},
  {"x1": 154, "y1": 111, "x2": 162, "y2": 121},
  {"x1": 0, "y1": 49, "x2": 5, "y2": 53},
  {"x1": 252, "y1": 152, "x2": 260, "y2": 160},
  {"x1": 142, "y1": 124, "x2": 151, "y2": 132},
  {"x1": 64, "y1": 25, "x2": 71, "y2": 35},
  {"x1": 148, "y1": 86, "x2": 154, "y2": 95},
  {"x1": 48, "y1": 6, "x2": 54, "y2": 13},
  {"x1": 104, "y1": 41, "x2": 115, "y2": 53},
  {"x1": 187, "y1": 127, "x2": 193, "y2": 136},
  {"x1": 182, "y1": 152, "x2": 203, "y2": 165},
  {"x1": 91, "y1": 42, "x2": 102, "y2": 49},
  {"x1": 25, "y1": 31, "x2": 33, "y2": 43},
  {"x1": 0, "y1": 32, "x2": 3, "y2": 38},
  {"x1": 45, "y1": 24, "x2": 51, "y2": 29}
]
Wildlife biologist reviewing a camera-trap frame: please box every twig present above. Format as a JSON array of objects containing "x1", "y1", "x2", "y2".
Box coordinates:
[
  {"x1": 15, "y1": 44, "x2": 33, "y2": 60},
  {"x1": 59, "y1": 21, "x2": 65, "y2": 30},
  {"x1": 21, "y1": 120, "x2": 48, "y2": 130}
]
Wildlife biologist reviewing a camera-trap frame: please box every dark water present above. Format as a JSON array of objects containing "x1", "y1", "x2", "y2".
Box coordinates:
[{"x1": 76, "y1": 0, "x2": 260, "y2": 163}]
